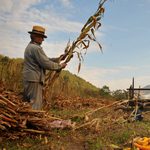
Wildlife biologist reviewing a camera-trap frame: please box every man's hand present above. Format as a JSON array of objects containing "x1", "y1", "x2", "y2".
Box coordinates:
[{"x1": 61, "y1": 62, "x2": 67, "y2": 69}]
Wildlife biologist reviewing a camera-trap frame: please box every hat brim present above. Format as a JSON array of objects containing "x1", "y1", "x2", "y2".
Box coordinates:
[{"x1": 28, "y1": 31, "x2": 47, "y2": 38}]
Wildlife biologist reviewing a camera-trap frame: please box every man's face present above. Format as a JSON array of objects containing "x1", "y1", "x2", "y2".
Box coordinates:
[{"x1": 34, "y1": 34, "x2": 44, "y2": 45}]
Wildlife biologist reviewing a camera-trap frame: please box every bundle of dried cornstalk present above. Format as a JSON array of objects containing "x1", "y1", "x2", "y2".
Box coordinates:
[{"x1": 0, "y1": 79, "x2": 72, "y2": 139}]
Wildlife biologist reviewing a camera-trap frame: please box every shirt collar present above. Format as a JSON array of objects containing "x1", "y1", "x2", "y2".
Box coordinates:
[{"x1": 30, "y1": 41, "x2": 41, "y2": 46}]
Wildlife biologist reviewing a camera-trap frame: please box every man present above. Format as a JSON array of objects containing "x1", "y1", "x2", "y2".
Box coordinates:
[{"x1": 22, "y1": 25, "x2": 67, "y2": 110}]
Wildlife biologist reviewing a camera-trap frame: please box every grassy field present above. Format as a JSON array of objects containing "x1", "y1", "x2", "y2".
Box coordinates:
[{"x1": 1, "y1": 102, "x2": 150, "y2": 150}]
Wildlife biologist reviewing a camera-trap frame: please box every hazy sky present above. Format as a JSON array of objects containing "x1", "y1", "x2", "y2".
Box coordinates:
[{"x1": 0, "y1": 0, "x2": 150, "y2": 91}]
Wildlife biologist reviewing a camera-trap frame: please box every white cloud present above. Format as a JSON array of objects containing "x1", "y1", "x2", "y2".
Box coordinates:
[
  {"x1": 49, "y1": 19, "x2": 83, "y2": 33},
  {"x1": 67, "y1": 65, "x2": 119, "y2": 89},
  {"x1": 65, "y1": 62, "x2": 150, "y2": 91},
  {"x1": 143, "y1": 65, "x2": 150, "y2": 68},
  {"x1": 0, "y1": 0, "x2": 13, "y2": 13},
  {"x1": 119, "y1": 66, "x2": 137, "y2": 70},
  {"x1": 0, "y1": 0, "x2": 41, "y2": 14},
  {"x1": 105, "y1": 76, "x2": 150, "y2": 91},
  {"x1": 78, "y1": 70, "x2": 131, "y2": 91},
  {"x1": 60, "y1": 0, "x2": 73, "y2": 8},
  {"x1": 136, "y1": 76, "x2": 150, "y2": 87},
  {"x1": 42, "y1": 41, "x2": 68, "y2": 57},
  {"x1": 101, "y1": 78, "x2": 131, "y2": 91}
]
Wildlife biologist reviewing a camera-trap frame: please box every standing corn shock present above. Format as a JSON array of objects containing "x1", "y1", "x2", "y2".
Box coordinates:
[{"x1": 22, "y1": 26, "x2": 67, "y2": 110}]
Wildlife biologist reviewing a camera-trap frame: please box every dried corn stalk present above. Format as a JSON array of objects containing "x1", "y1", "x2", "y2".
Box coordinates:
[{"x1": 43, "y1": 0, "x2": 107, "y2": 109}]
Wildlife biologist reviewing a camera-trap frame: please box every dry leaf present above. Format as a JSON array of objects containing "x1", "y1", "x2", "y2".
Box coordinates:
[
  {"x1": 87, "y1": 33, "x2": 93, "y2": 40},
  {"x1": 97, "y1": 22, "x2": 101, "y2": 29},
  {"x1": 78, "y1": 62, "x2": 81, "y2": 73},
  {"x1": 75, "y1": 51, "x2": 81, "y2": 62},
  {"x1": 91, "y1": 28, "x2": 96, "y2": 38}
]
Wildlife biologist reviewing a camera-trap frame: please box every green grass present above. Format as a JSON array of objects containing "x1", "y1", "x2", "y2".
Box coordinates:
[
  {"x1": 110, "y1": 129, "x2": 133, "y2": 144},
  {"x1": 87, "y1": 136, "x2": 105, "y2": 150}
]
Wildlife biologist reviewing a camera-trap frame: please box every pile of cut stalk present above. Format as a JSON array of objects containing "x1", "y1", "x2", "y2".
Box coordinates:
[{"x1": 0, "y1": 78, "x2": 62, "y2": 139}]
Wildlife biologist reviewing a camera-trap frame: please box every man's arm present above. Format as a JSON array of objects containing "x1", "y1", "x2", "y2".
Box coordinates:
[{"x1": 35, "y1": 48, "x2": 67, "y2": 71}]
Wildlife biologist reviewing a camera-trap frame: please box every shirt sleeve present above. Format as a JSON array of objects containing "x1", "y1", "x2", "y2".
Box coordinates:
[
  {"x1": 34, "y1": 47, "x2": 62, "y2": 71},
  {"x1": 49, "y1": 58, "x2": 58, "y2": 62}
]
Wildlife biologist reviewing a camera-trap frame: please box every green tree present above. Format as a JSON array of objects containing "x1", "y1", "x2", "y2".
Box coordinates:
[
  {"x1": 98, "y1": 85, "x2": 111, "y2": 98},
  {"x1": 1, "y1": 56, "x2": 9, "y2": 64},
  {"x1": 111, "y1": 89, "x2": 125, "y2": 101}
]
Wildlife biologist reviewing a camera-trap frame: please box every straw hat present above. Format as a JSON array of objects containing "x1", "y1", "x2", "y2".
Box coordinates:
[{"x1": 28, "y1": 26, "x2": 47, "y2": 38}]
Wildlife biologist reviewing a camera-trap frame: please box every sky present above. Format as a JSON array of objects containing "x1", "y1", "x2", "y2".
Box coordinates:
[{"x1": 0, "y1": 0, "x2": 150, "y2": 91}]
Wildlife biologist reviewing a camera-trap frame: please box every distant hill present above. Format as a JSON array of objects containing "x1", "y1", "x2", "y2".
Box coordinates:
[
  {"x1": 142, "y1": 85, "x2": 150, "y2": 94},
  {"x1": 135, "y1": 85, "x2": 150, "y2": 95},
  {"x1": 143, "y1": 85, "x2": 150, "y2": 89}
]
